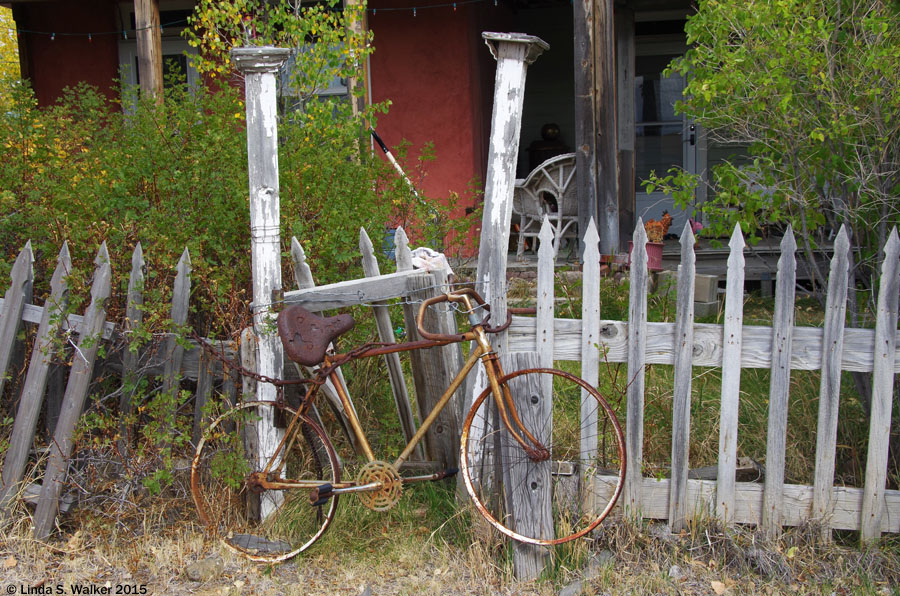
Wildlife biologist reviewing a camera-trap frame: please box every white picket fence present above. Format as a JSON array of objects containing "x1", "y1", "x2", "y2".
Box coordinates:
[{"x1": 507, "y1": 215, "x2": 900, "y2": 542}]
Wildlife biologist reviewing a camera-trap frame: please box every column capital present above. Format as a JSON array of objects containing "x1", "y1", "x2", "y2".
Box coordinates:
[
  {"x1": 482, "y1": 32, "x2": 548, "y2": 64},
  {"x1": 231, "y1": 46, "x2": 291, "y2": 74}
]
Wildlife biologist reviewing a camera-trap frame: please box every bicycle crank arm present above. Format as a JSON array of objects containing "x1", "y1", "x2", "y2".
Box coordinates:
[
  {"x1": 308, "y1": 481, "x2": 383, "y2": 505},
  {"x1": 400, "y1": 468, "x2": 459, "y2": 485}
]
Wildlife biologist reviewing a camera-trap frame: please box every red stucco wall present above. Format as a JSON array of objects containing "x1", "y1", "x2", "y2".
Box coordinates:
[
  {"x1": 369, "y1": 1, "x2": 503, "y2": 253},
  {"x1": 14, "y1": 0, "x2": 120, "y2": 106}
]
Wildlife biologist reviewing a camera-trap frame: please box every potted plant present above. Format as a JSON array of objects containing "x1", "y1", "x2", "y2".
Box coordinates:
[{"x1": 630, "y1": 211, "x2": 672, "y2": 271}]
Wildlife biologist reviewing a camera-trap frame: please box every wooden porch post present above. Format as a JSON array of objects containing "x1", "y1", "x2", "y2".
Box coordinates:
[
  {"x1": 574, "y1": 0, "x2": 620, "y2": 257},
  {"x1": 615, "y1": 5, "x2": 635, "y2": 252},
  {"x1": 475, "y1": 32, "x2": 547, "y2": 354},
  {"x1": 135, "y1": 0, "x2": 163, "y2": 98},
  {"x1": 231, "y1": 46, "x2": 290, "y2": 518}
]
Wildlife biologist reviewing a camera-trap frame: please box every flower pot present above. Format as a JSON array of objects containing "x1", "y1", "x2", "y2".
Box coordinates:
[{"x1": 627, "y1": 241, "x2": 664, "y2": 271}]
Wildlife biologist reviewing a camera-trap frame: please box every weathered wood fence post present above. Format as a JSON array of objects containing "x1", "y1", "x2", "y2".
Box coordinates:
[
  {"x1": 34, "y1": 244, "x2": 111, "y2": 539},
  {"x1": 0, "y1": 243, "x2": 70, "y2": 515},
  {"x1": 0, "y1": 242, "x2": 33, "y2": 399},
  {"x1": 232, "y1": 46, "x2": 291, "y2": 518}
]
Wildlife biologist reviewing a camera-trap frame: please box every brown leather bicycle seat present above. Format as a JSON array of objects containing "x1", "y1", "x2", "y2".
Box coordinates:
[{"x1": 277, "y1": 304, "x2": 355, "y2": 366}]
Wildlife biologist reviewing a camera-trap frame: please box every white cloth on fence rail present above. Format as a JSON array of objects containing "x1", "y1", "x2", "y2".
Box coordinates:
[{"x1": 410, "y1": 247, "x2": 454, "y2": 277}]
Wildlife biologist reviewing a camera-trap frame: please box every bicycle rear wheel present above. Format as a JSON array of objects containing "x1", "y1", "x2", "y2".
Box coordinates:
[
  {"x1": 461, "y1": 368, "x2": 625, "y2": 546},
  {"x1": 192, "y1": 401, "x2": 340, "y2": 562}
]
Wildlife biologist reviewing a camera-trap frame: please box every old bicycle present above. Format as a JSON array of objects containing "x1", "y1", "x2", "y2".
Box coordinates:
[{"x1": 191, "y1": 288, "x2": 625, "y2": 562}]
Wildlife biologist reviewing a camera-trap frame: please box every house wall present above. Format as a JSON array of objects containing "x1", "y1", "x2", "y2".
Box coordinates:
[
  {"x1": 13, "y1": 0, "x2": 120, "y2": 106},
  {"x1": 368, "y1": 0, "x2": 513, "y2": 252}
]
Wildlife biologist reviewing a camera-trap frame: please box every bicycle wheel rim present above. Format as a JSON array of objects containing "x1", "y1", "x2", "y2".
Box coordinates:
[
  {"x1": 191, "y1": 400, "x2": 340, "y2": 562},
  {"x1": 460, "y1": 368, "x2": 626, "y2": 546}
]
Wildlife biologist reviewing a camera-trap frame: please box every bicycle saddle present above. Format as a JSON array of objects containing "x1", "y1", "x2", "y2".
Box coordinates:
[{"x1": 277, "y1": 304, "x2": 355, "y2": 366}]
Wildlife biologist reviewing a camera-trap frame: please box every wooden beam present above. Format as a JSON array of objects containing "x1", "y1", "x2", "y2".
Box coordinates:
[
  {"x1": 134, "y1": 0, "x2": 163, "y2": 98},
  {"x1": 593, "y1": 0, "x2": 618, "y2": 255},
  {"x1": 615, "y1": 5, "x2": 635, "y2": 252},
  {"x1": 573, "y1": 0, "x2": 597, "y2": 257}
]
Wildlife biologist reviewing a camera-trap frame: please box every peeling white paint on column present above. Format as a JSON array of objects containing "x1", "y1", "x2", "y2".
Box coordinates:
[{"x1": 232, "y1": 46, "x2": 291, "y2": 519}]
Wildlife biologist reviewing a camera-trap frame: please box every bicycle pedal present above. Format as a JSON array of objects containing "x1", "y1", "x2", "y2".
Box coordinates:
[
  {"x1": 309, "y1": 483, "x2": 334, "y2": 506},
  {"x1": 438, "y1": 467, "x2": 458, "y2": 479}
]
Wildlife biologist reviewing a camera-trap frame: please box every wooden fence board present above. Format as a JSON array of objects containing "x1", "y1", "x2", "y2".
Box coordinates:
[
  {"x1": 536, "y1": 217, "x2": 555, "y2": 405},
  {"x1": 118, "y1": 243, "x2": 145, "y2": 459},
  {"x1": 283, "y1": 269, "x2": 427, "y2": 312},
  {"x1": 581, "y1": 220, "x2": 601, "y2": 465},
  {"x1": 860, "y1": 228, "x2": 900, "y2": 542},
  {"x1": 717, "y1": 225, "x2": 746, "y2": 524},
  {"x1": 507, "y1": 319, "x2": 900, "y2": 372},
  {"x1": 0, "y1": 300, "x2": 116, "y2": 340},
  {"x1": 403, "y1": 268, "x2": 460, "y2": 467},
  {"x1": 668, "y1": 222, "x2": 696, "y2": 531},
  {"x1": 289, "y1": 238, "x2": 361, "y2": 455},
  {"x1": 502, "y1": 352, "x2": 550, "y2": 580},
  {"x1": 624, "y1": 220, "x2": 649, "y2": 517},
  {"x1": 762, "y1": 229, "x2": 797, "y2": 537},
  {"x1": 587, "y1": 474, "x2": 900, "y2": 532},
  {"x1": 359, "y1": 227, "x2": 420, "y2": 452},
  {"x1": 161, "y1": 248, "x2": 191, "y2": 398},
  {"x1": 0, "y1": 242, "x2": 33, "y2": 398},
  {"x1": 0, "y1": 243, "x2": 71, "y2": 514},
  {"x1": 813, "y1": 225, "x2": 851, "y2": 540},
  {"x1": 34, "y1": 243, "x2": 112, "y2": 539}
]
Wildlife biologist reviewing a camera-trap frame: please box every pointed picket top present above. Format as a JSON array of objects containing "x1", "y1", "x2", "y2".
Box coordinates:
[
  {"x1": 679, "y1": 220, "x2": 696, "y2": 250},
  {"x1": 394, "y1": 226, "x2": 413, "y2": 272},
  {"x1": 8, "y1": 240, "x2": 34, "y2": 287},
  {"x1": 539, "y1": 214, "x2": 554, "y2": 248},
  {"x1": 631, "y1": 217, "x2": 647, "y2": 273},
  {"x1": 130, "y1": 242, "x2": 145, "y2": 279},
  {"x1": 176, "y1": 246, "x2": 192, "y2": 273},
  {"x1": 50, "y1": 241, "x2": 72, "y2": 295},
  {"x1": 90, "y1": 242, "x2": 112, "y2": 299},
  {"x1": 830, "y1": 225, "x2": 851, "y2": 276},
  {"x1": 583, "y1": 216, "x2": 600, "y2": 249},
  {"x1": 727, "y1": 223, "x2": 746, "y2": 262},
  {"x1": 291, "y1": 237, "x2": 315, "y2": 289},
  {"x1": 359, "y1": 227, "x2": 375, "y2": 261}
]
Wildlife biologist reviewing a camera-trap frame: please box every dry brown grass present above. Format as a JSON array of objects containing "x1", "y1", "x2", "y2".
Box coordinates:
[{"x1": 1, "y1": 488, "x2": 898, "y2": 596}]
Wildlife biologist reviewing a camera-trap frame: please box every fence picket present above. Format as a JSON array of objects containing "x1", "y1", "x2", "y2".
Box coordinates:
[
  {"x1": 580, "y1": 220, "x2": 601, "y2": 464},
  {"x1": 762, "y1": 228, "x2": 797, "y2": 538},
  {"x1": 0, "y1": 243, "x2": 71, "y2": 514},
  {"x1": 716, "y1": 224, "x2": 746, "y2": 524},
  {"x1": 503, "y1": 351, "x2": 550, "y2": 580},
  {"x1": 289, "y1": 237, "x2": 361, "y2": 455},
  {"x1": 536, "y1": 216, "x2": 555, "y2": 408},
  {"x1": 404, "y1": 273, "x2": 461, "y2": 467},
  {"x1": 161, "y1": 248, "x2": 191, "y2": 399},
  {"x1": 360, "y1": 227, "x2": 421, "y2": 454},
  {"x1": 0, "y1": 242, "x2": 33, "y2": 397},
  {"x1": 34, "y1": 243, "x2": 111, "y2": 539},
  {"x1": 624, "y1": 220, "x2": 649, "y2": 518},
  {"x1": 118, "y1": 243, "x2": 145, "y2": 459},
  {"x1": 860, "y1": 228, "x2": 900, "y2": 542},
  {"x1": 669, "y1": 222, "x2": 696, "y2": 532},
  {"x1": 813, "y1": 225, "x2": 851, "y2": 540}
]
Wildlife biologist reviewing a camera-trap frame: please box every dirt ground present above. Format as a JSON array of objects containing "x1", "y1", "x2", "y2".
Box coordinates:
[{"x1": 2, "y1": 512, "x2": 898, "y2": 596}]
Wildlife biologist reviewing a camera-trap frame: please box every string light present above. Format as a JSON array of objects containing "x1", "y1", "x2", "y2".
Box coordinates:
[
  {"x1": 367, "y1": 0, "x2": 489, "y2": 14},
  {"x1": 50, "y1": 33, "x2": 55, "y2": 41},
  {"x1": 88, "y1": 33, "x2": 92, "y2": 42},
  {"x1": 8, "y1": 17, "x2": 188, "y2": 41},
  {"x1": 413, "y1": 7, "x2": 417, "y2": 16}
]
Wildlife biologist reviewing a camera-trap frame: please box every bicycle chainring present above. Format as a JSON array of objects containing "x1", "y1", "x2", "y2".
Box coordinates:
[{"x1": 356, "y1": 460, "x2": 402, "y2": 511}]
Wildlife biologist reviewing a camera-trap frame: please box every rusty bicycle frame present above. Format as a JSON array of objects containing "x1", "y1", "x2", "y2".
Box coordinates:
[{"x1": 247, "y1": 288, "x2": 550, "y2": 499}]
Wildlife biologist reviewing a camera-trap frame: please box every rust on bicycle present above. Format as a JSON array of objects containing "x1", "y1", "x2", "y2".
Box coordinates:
[{"x1": 190, "y1": 288, "x2": 626, "y2": 561}]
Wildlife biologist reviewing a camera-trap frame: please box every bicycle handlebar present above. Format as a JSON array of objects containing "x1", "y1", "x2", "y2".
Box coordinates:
[{"x1": 415, "y1": 289, "x2": 534, "y2": 341}]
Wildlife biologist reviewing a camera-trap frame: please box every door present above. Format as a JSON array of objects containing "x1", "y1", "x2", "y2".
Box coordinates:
[{"x1": 634, "y1": 52, "x2": 697, "y2": 238}]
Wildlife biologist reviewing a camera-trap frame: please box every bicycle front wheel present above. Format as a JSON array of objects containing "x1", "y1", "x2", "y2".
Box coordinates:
[
  {"x1": 191, "y1": 401, "x2": 340, "y2": 562},
  {"x1": 461, "y1": 368, "x2": 625, "y2": 546}
]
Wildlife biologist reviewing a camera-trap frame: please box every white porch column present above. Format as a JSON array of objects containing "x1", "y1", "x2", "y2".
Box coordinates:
[{"x1": 232, "y1": 46, "x2": 290, "y2": 517}]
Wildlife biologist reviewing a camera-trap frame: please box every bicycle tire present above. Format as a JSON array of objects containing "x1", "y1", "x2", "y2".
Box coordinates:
[
  {"x1": 191, "y1": 400, "x2": 340, "y2": 562},
  {"x1": 460, "y1": 368, "x2": 625, "y2": 546}
]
